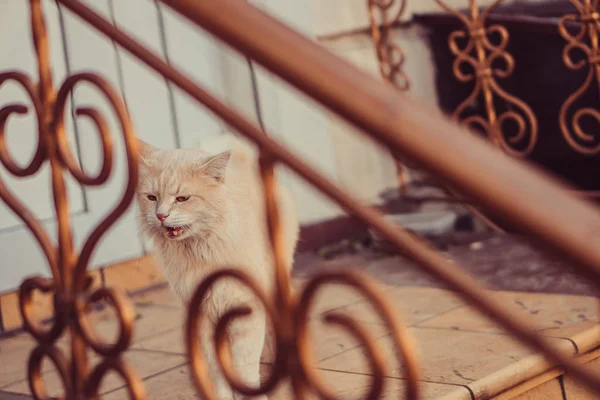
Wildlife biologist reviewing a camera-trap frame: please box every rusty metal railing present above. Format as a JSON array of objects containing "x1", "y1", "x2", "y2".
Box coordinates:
[
  {"x1": 369, "y1": 0, "x2": 600, "y2": 194},
  {"x1": 368, "y1": 0, "x2": 600, "y2": 222},
  {"x1": 434, "y1": 0, "x2": 539, "y2": 157},
  {"x1": 367, "y1": 0, "x2": 410, "y2": 91},
  {"x1": 4, "y1": 0, "x2": 600, "y2": 398},
  {"x1": 369, "y1": 0, "x2": 539, "y2": 157},
  {"x1": 559, "y1": 0, "x2": 600, "y2": 155},
  {"x1": 366, "y1": 0, "x2": 508, "y2": 233},
  {"x1": 367, "y1": 0, "x2": 413, "y2": 194}
]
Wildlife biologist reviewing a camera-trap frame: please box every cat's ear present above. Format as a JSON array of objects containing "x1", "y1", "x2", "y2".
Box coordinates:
[
  {"x1": 137, "y1": 139, "x2": 158, "y2": 168},
  {"x1": 197, "y1": 151, "x2": 231, "y2": 183}
]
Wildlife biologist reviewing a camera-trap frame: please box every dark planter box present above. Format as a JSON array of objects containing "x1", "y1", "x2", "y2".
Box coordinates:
[{"x1": 414, "y1": 1, "x2": 600, "y2": 191}]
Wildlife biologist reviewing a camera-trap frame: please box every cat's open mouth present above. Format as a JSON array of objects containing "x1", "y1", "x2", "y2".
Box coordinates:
[{"x1": 164, "y1": 226, "x2": 186, "y2": 239}]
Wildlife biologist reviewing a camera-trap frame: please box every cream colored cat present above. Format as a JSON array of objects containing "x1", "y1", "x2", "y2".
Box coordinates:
[{"x1": 136, "y1": 138, "x2": 299, "y2": 400}]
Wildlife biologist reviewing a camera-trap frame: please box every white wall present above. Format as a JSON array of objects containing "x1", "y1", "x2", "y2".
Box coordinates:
[
  {"x1": 220, "y1": 0, "x2": 345, "y2": 224},
  {"x1": 320, "y1": 26, "x2": 440, "y2": 203}
]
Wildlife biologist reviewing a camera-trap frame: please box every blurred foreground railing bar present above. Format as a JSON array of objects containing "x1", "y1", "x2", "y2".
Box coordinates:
[{"x1": 55, "y1": 0, "x2": 600, "y2": 394}]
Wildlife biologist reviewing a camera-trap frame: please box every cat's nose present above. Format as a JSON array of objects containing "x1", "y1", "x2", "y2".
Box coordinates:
[{"x1": 156, "y1": 213, "x2": 169, "y2": 222}]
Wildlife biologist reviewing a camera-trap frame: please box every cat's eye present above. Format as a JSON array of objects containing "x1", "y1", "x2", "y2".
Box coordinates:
[
  {"x1": 176, "y1": 196, "x2": 190, "y2": 202},
  {"x1": 147, "y1": 194, "x2": 157, "y2": 201}
]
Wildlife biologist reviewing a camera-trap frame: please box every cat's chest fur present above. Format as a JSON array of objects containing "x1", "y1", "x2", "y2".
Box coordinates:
[{"x1": 154, "y1": 228, "x2": 270, "y2": 314}]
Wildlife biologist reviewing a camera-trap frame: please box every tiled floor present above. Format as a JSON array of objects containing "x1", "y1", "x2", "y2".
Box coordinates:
[{"x1": 0, "y1": 280, "x2": 599, "y2": 399}]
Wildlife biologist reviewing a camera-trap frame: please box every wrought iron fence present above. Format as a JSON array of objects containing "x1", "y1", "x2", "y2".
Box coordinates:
[
  {"x1": 559, "y1": 0, "x2": 600, "y2": 155},
  {"x1": 4, "y1": 0, "x2": 600, "y2": 399}
]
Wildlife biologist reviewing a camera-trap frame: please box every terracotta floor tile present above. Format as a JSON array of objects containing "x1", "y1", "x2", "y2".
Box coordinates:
[
  {"x1": 302, "y1": 283, "x2": 387, "y2": 318},
  {"x1": 131, "y1": 327, "x2": 185, "y2": 355},
  {"x1": 306, "y1": 369, "x2": 471, "y2": 400},
  {"x1": 10, "y1": 300, "x2": 190, "y2": 392},
  {"x1": 3, "y1": 284, "x2": 593, "y2": 398},
  {"x1": 563, "y1": 353, "x2": 600, "y2": 400},
  {"x1": 510, "y1": 377, "x2": 564, "y2": 400},
  {"x1": 87, "y1": 301, "x2": 185, "y2": 344},
  {"x1": 327, "y1": 286, "x2": 464, "y2": 326},
  {"x1": 0, "y1": 270, "x2": 101, "y2": 333},
  {"x1": 0, "y1": 291, "x2": 53, "y2": 332},
  {"x1": 0, "y1": 330, "x2": 110, "y2": 389},
  {"x1": 103, "y1": 363, "x2": 296, "y2": 400},
  {"x1": 102, "y1": 363, "x2": 195, "y2": 400},
  {"x1": 306, "y1": 318, "x2": 391, "y2": 362},
  {"x1": 3, "y1": 349, "x2": 186, "y2": 396},
  {"x1": 319, "y1": 327, "x2": 568, "y2": 386},
  {"x1": 0, "y1": 334, "x2": 37, "y2": 388},
  {"x1": 261, "y1": 365, "x2": 472, "y2": 400},
  {"x1": 464, "y1": 343, "x2": 575, "y2": 400},
  {"x1": 132, "y1": 286, "x2": 181, "y2": 308},
  {"x1": 267, "y1": 381, "x2": 296, "y2": 400},
  {"x1": 417, "y1": 290, "x2": 599, "y2": 341},
  {"x1": 129, "y1": 278, "x2": 373, "y2": 319},
  {"x1": 102, "y1": 256, "x2": 165, "y2": 294},
  {"x1": 130, "y1": 278, "x2": 392, "y2": 362},
  {"x1": 549, "y1": 321, "x2": 600, "y2": 355},
  {"x1": 132, "y1": 325, "x2": 278, "y2": 364},
  {"x1": 0, "y1": 391, "x2": 33, "y2": 399},
  {"x1": 130, "y1": 317, "x2": 388, "y2": 365}
]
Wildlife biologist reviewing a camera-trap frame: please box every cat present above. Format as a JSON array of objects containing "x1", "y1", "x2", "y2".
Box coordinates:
[{"x1": 136, "y1": 137, "x2": 299, "y2": 399}]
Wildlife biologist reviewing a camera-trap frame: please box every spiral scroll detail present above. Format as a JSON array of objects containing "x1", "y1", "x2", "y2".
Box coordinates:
[
  {"x1": 186, "y1": 269, "x2": 421, "y2": 400},
  {"x1": 559, "y1": 0, "x2": 600, "y2": 155},
  {"x1": 435, "y1": 0, "x2": 538, "y2": 157},
  {"x1": 2, "y1": 1, "x2": 146, "y2": 398}
]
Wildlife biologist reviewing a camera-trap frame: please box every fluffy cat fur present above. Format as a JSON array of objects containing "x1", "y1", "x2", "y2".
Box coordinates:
[{"x1": 136, "y1": 138, "x2": 299, "y2": 399}]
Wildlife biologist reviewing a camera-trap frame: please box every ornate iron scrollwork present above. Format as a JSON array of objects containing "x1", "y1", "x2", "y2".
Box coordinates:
[
  {"x1": 559, "y1": 0, "x2": 600, "y2": 155},
  {"x1": 436, "y1": 0, "x2": 538, "y2": 157},
  {"x1": 367, "y1": 0, "x2": 410, "y2": 90},
  {"x1": 1, "y1": 1, "x2": 144, "y2": 398}
]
